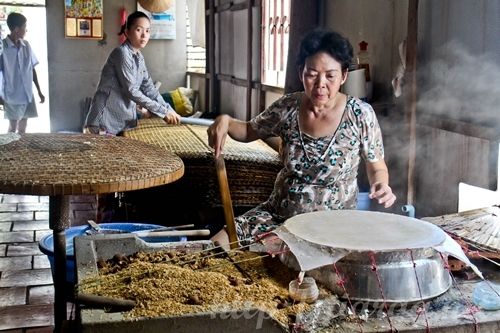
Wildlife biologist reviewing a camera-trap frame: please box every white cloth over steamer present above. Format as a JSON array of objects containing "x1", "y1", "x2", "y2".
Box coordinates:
[{"x1": 269, "y1": 210, "x2": 483, "y2": 278}]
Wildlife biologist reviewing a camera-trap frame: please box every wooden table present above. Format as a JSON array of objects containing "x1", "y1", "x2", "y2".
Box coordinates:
[{"x1": 0, "y1": 133, "x2": 184, "y2": 332}]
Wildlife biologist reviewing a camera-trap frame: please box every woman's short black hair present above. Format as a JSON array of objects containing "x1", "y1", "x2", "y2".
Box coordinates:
[
  {"x1": 118, "y1": 11, "x2": 150, "y2": 35},
  {"x1": 7, "y1": 13, "x2": 27, "y2": 31},
  {"x1": 296, "y1": 29, "x2": 353, "y2": 72}
]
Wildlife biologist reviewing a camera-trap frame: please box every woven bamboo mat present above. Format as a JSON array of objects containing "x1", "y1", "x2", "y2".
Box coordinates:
[
  {"x1": 124, "y1": 118, "x2": 280, "y2": 164},
  {"x1": 0, "y1": 133, "x2": 184, "y2": 196},
  {"x1": 124, "y1": 123, "x2": 210, "y2": 158},
  {"x1": 424, "y1": 206, "x2": 500, "y2": 252},
  {"x1": 123, "y1": 118, "x2": 281, "y2": 206},
  {"x1": 187, "y1": 124, "x2": 280, "y2": 164}
]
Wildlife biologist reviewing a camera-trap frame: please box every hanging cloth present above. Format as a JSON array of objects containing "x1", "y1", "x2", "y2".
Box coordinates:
[{"x1": 186, "y1": 0, "x2": 205, "y2": 48}]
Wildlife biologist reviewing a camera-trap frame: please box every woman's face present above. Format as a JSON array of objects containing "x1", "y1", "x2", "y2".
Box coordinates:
[
  {"x1": 125, "y1": 17, "x2": 151, "y2": 51},
  {"x1": 300, "y1": 51, "x2": 347, "y2": 108}
]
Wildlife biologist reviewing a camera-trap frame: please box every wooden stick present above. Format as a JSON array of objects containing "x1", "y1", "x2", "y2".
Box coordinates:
[
  {"x1": 76, "y1": 293, "x2": 135, "y2": 311},
  {"x1": 150, "y1": 224, "x2": 195, "y2": 231},
  {"x1": 215, "y1": 155, "x2": 238, "y2": 249},
  {"x1": 213, "y1": 240, "x2": 253, "y2": 282},
  {"x1": 134, "y1": 229, "x2": 210, "y2": 238}
]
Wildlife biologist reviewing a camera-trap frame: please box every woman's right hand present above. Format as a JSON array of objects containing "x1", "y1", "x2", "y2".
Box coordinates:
[
  {"x1": 207, "y1": 114, "x2": 231, "y2": 158},
  {"x1": 163, "y1": 111, "x2": 181, "y2": 125}
]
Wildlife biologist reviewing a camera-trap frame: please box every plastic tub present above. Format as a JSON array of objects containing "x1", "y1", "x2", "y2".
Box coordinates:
[
  {"x1": 357, "y1": 192, "x2": 371, "y2": 210},
  {"x1": 39, "y1": 223, "x2": 185, "y2": 286}
]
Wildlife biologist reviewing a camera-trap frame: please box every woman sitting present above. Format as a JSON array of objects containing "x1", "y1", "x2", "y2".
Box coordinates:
[{"x1": 207, "y1": 29, "x2": 396, "y2": 246}]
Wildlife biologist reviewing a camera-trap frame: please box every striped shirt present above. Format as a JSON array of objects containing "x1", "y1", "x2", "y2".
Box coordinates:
[{"x1": 85, "y1": 41, "x2": 175, "y2": 134}]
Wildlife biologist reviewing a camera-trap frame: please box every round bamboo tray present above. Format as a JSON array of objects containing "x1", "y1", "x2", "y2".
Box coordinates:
[{"x1": 0, "y1": 133, "x2": 184, "y2": 196}]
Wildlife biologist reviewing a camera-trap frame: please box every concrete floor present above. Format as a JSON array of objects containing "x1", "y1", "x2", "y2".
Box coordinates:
[{"x1": 0, "y1": 194, "x2": 96, "y2": 332}]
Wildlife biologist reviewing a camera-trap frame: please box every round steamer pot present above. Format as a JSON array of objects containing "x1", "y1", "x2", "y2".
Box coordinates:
[
  {"x1": 277, "y1": 210, "x2": 453, "y2": 305},
  {"x1": 39, "y1": 223, "x2": 185, "y2": 286},
  {"x1": 307, "y1": 247, "x2": 452, "y2": 304}
]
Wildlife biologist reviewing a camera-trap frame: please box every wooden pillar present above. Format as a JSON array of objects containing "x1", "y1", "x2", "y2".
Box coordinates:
[
  {"x1": 405, "y1": 0, "x2": 419, "y2": 206},
  {"x1": 246, "y1": 0, "x2": 253, "y2": 120},
  {"x1": 205, "y1": 0, "x2": 218, "y2": 114}
]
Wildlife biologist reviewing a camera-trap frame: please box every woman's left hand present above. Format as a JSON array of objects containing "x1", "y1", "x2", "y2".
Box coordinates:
[
  {"x1": 163, "y1": 111, "x2": 181, "y2": 125},
  {"x1": 369, "y1": 182, "x2": 396, "y2": 208},
  {"x1": 137, "y1": 106, "x2": 152, "y2": 119}
]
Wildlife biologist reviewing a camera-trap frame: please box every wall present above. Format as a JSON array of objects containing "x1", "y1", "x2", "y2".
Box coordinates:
[
  {"x1": 207, "y1": 0, "x2": 499, "y2": 216},
  {"x1": 418, "y1": 0, "x2": 500, "y2": 127},
  {"x1": 324, "y1": 0, "x2": 500, "y2": 216},
  {"x1": 46, "y1": 0, "x2": 187, "y2": 132},
  {"x1": 323, "y1": 0, "x2": 408, "y2": 101},
  {"x1": 414, "y1": 0, "x2": 500, "y2": 216},
  {"x1": 216, "y1": 2, "x2": 262, "y2": 119}
]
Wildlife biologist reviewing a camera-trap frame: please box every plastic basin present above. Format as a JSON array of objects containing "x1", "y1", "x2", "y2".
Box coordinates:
[
  {"x1": 39, "y1": 222, "x2": 185, "y2": 286},
  {"x1": 357, "y1": 192, "x2": 371, "y2": 210}
]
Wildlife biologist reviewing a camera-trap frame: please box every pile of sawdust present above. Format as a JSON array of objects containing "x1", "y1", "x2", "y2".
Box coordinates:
[{"x1": 78, "y1": 249, "x2": 328, "y2": 326}]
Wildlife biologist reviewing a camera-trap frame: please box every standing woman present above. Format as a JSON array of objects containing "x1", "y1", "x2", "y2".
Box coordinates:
[{"x1": 85, "y1": 11, "x2": 179, "y2": 135}]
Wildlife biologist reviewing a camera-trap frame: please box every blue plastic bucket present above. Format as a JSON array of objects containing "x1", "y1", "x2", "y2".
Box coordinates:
[{"x1": 38, "y1": 223, "x2": 184, "y2": 286}]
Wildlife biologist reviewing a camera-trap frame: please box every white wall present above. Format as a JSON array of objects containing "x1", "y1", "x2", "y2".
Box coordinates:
[{"x1": 46, "y1": 0, "x2": 187, "y2": 132}]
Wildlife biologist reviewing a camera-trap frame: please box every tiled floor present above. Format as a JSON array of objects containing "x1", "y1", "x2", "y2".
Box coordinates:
[{"x1": 0, "y1": 194, "x2": 97, "y2": 332}]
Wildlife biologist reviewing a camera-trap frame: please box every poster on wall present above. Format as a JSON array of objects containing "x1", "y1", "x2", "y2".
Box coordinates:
[
  {"x1": 65, "y1": 0, "x2": 103, "y2": 39},
  {"x1": 138, "y1": 1, "x2": 176, "y2": 40}
]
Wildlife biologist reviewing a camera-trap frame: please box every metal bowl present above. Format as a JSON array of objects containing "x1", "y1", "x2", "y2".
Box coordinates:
[{"x1": 285, "y1": 247, "x2": 452, "y2": 305}]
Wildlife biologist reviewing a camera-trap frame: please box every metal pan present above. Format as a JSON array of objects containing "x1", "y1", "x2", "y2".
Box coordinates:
[{"x1": 306, "y1": 248, "x2": 452, "y2": 304}]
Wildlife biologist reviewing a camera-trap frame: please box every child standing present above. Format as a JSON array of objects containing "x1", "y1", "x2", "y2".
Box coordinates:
[{"x1": 0, "y1": 12, "x2": 45, "y2": 133}]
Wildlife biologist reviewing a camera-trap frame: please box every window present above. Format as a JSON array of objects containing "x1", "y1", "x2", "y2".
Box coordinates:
[{"x1": 261, "y1": 0, "x2": 290, "y2": 87}]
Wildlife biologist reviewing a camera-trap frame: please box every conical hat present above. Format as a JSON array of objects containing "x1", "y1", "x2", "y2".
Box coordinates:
[{"x1": 138, "y1": 0, "x2": 173, "y2": 13}]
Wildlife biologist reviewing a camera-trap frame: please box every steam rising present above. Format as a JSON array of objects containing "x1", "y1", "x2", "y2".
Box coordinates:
[{"x1": 417, "y1": 41, "x2": 500, "y2": 127}]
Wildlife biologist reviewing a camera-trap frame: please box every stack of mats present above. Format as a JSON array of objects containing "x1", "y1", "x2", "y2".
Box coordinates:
[
  {"x1": 423, "y1": 206, "x2": 500, "y2": 253},
  {"x1": 122, "y1": 118, "x2": 281, "y2": 208}
]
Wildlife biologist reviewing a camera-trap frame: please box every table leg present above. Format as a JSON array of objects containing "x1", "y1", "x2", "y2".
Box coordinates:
[{"x1": 49, "y1": 196, "x2": 70, "y2": 333}]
